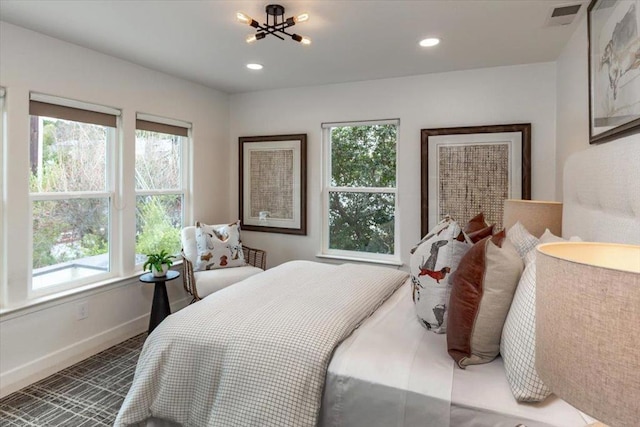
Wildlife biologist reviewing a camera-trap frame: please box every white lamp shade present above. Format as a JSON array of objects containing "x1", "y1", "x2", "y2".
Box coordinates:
[
  {"x1": 536, "y1": 242, "x2": 640, "y2": 426},
  {"x1": 503, "y1": 199, "x2": 562, "y2": 238}
]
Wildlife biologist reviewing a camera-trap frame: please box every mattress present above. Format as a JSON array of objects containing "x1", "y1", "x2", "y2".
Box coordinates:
[{"x1": 319, "y1": 280, "x2": 589, "y2": 427}]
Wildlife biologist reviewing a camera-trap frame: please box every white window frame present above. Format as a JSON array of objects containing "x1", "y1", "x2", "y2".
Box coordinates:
[
  {"x1": 134, "y1": 113, "x2": 191, "y2": 266},
  {"x1": 320, "y1": 119, "x2": 401, "y2": 265},
  {"x1": 0, "y1": 87, "x2": 6, "y2": 301},
  {"x1": 28, "y1": 96, "x2": 120, "y2": 297}
]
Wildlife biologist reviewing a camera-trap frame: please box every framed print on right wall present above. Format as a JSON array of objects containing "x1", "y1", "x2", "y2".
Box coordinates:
[
  {"x1": 420, "y1": 123, "x2": 531, "y2": 237},
  {"x1": 588, "y1": 0, "x2": 640, "y2": 144}
]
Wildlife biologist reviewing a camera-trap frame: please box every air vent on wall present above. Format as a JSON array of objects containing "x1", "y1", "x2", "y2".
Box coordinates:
[{"x1": 545, "y1": 3, "x2": 582, "y2": 26}]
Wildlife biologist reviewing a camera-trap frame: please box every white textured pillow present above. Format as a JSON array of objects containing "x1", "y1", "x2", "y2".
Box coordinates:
[
  {"x1": 506, "y1": 221, "x2": 539, "y2": 259},
  {"x1": 522, "y1": 247, "x2": 537, "y2": 266},
  {"x1": 195, "y1": 221, "x2": 246, "y2": 271},
  {"x1": 410, "y1": 217, "x2": 472, "y2": 333},
  {"x1": 501, "y1": 253, "x2": 551, "y2": 402},
  {"x1": 539, "y1": 228, "x2": 583, "y2": 243}
]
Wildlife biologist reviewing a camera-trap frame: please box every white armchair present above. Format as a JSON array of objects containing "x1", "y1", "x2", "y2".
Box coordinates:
[{"x1": 180, "y1": 226, "x2": 266, "y2": 302}]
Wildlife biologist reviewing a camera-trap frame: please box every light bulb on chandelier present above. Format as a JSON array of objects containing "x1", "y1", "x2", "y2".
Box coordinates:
[
  {"x1": 246, "y1": 33, "x2": 267, "y2": 43},
  {"x1": 236, "y1": 12, "x2": 251, "y2": 24},
  {"x1": 295, "y1": 13, "x2": 309, "y2": 23}
]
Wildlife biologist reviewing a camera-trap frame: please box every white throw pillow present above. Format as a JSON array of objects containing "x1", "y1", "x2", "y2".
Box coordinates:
[
  {"x1": 195, "y1": 221, "x2": 246, "y2": 271},
  {"x1": 506, "y1": 221, "x2": 539, "y2": 259},
  {"x1": 410, "y1": 217, "x2": 472, "y2": 334},
  {"x1": 539, "y1": 228, "x2": 583, "y2": 244},
  {"x1": 500, "y1": 253, "x2": 551, "y2": 402}
]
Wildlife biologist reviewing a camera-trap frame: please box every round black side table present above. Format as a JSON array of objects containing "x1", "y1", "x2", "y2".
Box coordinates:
[{"x1": 139, "y1": 270, "x2": 180, "y2": 334}]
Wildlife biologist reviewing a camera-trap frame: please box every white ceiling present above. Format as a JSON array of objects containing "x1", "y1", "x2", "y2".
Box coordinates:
[{"x1": 0, "y1": 0, "x2": 587, "y2": 94}]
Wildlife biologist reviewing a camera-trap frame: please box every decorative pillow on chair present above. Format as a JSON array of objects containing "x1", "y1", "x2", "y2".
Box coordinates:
[
  {"x1": 195, "y1": 221, "x2": 247, "y2": 271},
  {"x1": 410, "y1": 217, "x2": 473, "y2": 334},
  {"x1": 501, "y1": 252, "x2": 551, "y2": 402},
  {"x1": 447, "y1": 230, "x2": 524, "y2": 368}
]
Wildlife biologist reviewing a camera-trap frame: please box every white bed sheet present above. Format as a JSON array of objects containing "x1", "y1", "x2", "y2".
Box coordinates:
[
  {"x1": 451, "y1": 356, "x2": 588, "y2": 427},
  {"x1": 320, "y1": 281, "x2": 589, "y2": 427},
  {"x1": 319, "y1": 279, "x2": 453, "y2": 427}
]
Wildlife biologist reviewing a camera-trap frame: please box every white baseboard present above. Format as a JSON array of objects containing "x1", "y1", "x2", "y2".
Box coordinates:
[{"x1": 0, "y1": 296, "x2": 191, "y2": 398}]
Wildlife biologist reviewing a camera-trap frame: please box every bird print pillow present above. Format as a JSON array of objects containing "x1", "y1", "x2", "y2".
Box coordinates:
[
  {"x1": 195, "y1": 220, "x2": 246, "y2": 271},
  {"x1": 410, "y1": 217, "x2": 473, "y2": 333}
]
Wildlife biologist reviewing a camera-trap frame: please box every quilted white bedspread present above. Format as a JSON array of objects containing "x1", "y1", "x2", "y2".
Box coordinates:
[{"x1": 115, "y1": 260, "x2": 408, "y2": 427}]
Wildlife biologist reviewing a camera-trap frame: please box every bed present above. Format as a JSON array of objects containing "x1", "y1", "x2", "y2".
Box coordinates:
[{"x1": 116, "y1": 135, "x2": 639, "y2": 427}]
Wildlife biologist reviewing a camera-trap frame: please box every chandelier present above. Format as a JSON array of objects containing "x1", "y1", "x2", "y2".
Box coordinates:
[{"x1": 237, "y1": 4, "x2": 311, "y2": 45}]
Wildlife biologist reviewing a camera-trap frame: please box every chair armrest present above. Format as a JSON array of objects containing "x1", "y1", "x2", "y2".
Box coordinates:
[
  {"x1": 242, "y1": 246, "x2": 267, "y2": 270},
  {"x1": 181, "y1": 251, "x2": 201, "y2": 301}
]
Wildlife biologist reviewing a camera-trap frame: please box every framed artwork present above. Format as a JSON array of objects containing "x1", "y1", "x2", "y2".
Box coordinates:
[
  {"x1": 239, "y1": 134, "x2": 307, "y2": 235},
  {"x1": 420, "y1": 124, "x2": 531, "y2": 237},
  {"x1": 588, "y1": 0, "x2": 640, "y2": 144}
]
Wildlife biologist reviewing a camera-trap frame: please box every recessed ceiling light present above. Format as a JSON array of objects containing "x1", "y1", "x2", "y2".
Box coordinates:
[
  {"x1": 419, "y1": 38, "x2": 440, "y2": 47},
  {"x1": 246, "y1": 63, "x2": 263, "y2": 70}
]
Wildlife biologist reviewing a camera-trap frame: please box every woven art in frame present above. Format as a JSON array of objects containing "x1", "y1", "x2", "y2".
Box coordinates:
[
  {"x1": 239, "y1": 134, "x2": 307, "y2": 235},
  {"x1": 420, "y1": 124, "x2": 531, "y2": 237}
]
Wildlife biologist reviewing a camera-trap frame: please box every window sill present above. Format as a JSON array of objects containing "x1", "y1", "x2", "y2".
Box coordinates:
[
  {"x1": 315, "y1": 253, "x2": 403, "y2": 267},
  {"x1": 0, "y1": 263, "x2": 183, "y2": 321}
]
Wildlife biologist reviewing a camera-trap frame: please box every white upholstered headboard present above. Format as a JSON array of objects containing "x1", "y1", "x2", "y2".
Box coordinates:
[{"x1": 563, "y1": 136, "x2": 640, "y2": 244}]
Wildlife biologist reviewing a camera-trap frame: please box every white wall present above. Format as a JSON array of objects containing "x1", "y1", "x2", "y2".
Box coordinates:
[
  {"x1": 555, "y1": 16, "x2": 590, "y2": 199},
  {"x1": 230, "y1": 63, "x2": 558, "y2": 269},
  {"x1": 555, "y1": 14, "x2": 640, "y2": 199},
  {"x1": 0, "y1": 22, "x2": 230, "y2": 397}
]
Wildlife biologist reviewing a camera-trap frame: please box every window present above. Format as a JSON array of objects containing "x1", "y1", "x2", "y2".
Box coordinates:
[
  {"x1": 134, "y1": 115, "x2": 190, "y2": 264},
  {"x1": 29, "y1": 95, "x2": 118, "y2": 292},
  {"x1": 321, "y1": 120, "x2": 400, "y2": 263}
]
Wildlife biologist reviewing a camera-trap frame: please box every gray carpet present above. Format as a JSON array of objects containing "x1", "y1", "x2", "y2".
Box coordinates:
[{"x1": 0, "y1": 333, "x2": 146, "y2": 426}]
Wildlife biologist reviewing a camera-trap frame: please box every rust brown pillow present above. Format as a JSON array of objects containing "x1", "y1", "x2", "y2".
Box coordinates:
[
  {"x1": 467, "y1": 224, "x2": 494, "y2": 243},
  {"x1": 463, "y1": 212, "x2": 489, "y2": 234},
  {"x1": 458, "y1": 212, "x2": 494, "y2": 243},
  {"x1": 447, "y1": 230, "x2": 524, "y2": 368}
]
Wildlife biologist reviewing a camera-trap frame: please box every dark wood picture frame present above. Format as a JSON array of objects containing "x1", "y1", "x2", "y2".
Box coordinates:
[
  {"x1": 239, "y1": 134, "x2": 307, "y2": 235},
  {"x1": 588, "y1": 0, "x2": 640, "y2": 144},
  {"x1": 420, "y1": 123, "x2": 531, "y2": 237}
]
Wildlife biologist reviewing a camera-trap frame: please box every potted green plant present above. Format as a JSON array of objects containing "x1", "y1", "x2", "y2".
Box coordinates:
[{"x1": 143, "y1": 250, "x2": 175, "y2": 277}]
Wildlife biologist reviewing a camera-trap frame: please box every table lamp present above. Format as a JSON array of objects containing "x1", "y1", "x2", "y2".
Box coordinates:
[
  {"x1": 536, "y1": 242, "x2": 640, "y2": 426},
  {"x1": 503, "y1": 199, "x2": 562, "y2": 238}
]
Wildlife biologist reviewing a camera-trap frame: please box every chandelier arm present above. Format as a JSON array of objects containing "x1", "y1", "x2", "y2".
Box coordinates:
[
  {"x1": 256, "y1": 21, "x2": 293, "y2": 33},
  {"x1": 278, "y1": 29, "x2": 296, "y2": 37},
  {"x1": 253, "y1": 23, "x2": 270, "y2": 32},
  {"x1": 271, "y1": 21, "x2": 295, "y2": 30},
  {"x1": 263, "y1": 28, "x2": 286, "y2": 40},
  {"x1": 255, "y1": 24, "x2": 285, "y2": 40}
]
